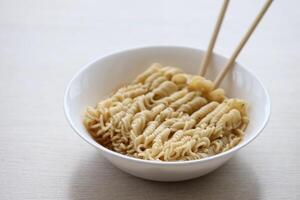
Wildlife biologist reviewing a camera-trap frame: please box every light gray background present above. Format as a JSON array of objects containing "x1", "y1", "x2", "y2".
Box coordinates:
[{"x1": 0, "y1": 0, "x2": 299, "y2": 199}]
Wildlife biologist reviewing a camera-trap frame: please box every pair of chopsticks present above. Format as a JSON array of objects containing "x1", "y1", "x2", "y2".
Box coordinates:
[{"x1": 198, "y1": 0, "x2": 273, "y2": 88}]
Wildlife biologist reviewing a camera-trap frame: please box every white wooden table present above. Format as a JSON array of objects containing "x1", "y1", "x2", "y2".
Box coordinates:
[{"x1": 0, "y1": 0, "x2": 299, "y2": 199}]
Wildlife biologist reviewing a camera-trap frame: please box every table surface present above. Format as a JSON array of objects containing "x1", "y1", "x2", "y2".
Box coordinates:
[{"x1": 0, "y1": 0, "x2": 299, "y2": 199}]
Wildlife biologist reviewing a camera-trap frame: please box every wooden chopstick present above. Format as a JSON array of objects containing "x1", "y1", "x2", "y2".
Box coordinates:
[
  {"x1": 213, "y1": 0, "x2": 273, "y2": 88},
  {"x1": 198, "y1": 0, "x2": 230, "y2": 76}
]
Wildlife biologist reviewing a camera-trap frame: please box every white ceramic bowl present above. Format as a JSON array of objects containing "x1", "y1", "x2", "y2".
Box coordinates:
[{"x1": 64, "y1": 46, "x2": 270, "y2": 182}]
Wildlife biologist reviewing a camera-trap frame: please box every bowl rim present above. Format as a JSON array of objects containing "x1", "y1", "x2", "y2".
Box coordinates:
[{"x1": 64, "y1": 45, "x2": 271, "y2": 165}]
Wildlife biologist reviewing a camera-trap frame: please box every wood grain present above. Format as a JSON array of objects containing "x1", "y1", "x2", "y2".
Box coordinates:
[{"x1": 0, "y1": 0, "x2": 299, "y2": 199}]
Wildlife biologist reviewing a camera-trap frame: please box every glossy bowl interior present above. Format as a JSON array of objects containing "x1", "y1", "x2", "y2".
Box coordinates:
[{"x1": 64, "y1": 46, "x2": 270, "y2": 181}]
